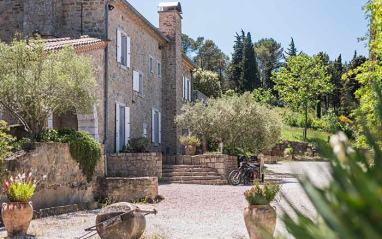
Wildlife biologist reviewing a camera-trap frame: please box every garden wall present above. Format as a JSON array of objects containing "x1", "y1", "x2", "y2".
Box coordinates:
[
  {"x1": 1, "y1": 143, "x2": 105, "y2": 210},
  {"x1": 95, "y1": 177, "x2": 158, "y2": 203},
  {"x1": 163, "y1": 154, "x2": 238, "y2": 180},
  {"x1": 107, "y1": 153, "x2": 162, "y2": 178}
]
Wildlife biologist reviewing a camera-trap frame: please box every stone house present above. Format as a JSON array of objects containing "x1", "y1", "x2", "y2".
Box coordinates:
[{"x1": 0, "y1": 1, "x2": 196, "y2": 155}]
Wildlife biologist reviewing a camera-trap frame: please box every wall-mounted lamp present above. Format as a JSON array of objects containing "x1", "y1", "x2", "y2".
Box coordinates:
[{"x1": 108, "y1": 4, "x2": 115, "y2": 11}]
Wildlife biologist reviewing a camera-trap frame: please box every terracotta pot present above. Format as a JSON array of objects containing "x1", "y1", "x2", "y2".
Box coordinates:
[
  {"x1": 244, "y1": 204, "x2": 277, "y2": 239},
  {"x1": 2, "y1": 202, "x2": 34, "y2": 237},
  {"x1": 184, "y1": 145, "x2": 196, "y2": 156}
]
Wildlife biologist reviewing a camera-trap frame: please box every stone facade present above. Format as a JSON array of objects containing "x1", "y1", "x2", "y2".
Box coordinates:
[
  {"x1": 0, "y1": 1, "x2": 197, "y2": 154},
  {"x1": 0, "y1": 143, "x2": 105, "y2": 210},
  {"x1": 163, "y1": 154, "x2": 238, "y2": 181},
  {"x1": 95, "y1": 177, "x2": 158, "y2": 203},
  {"x1": 107, "y1": 153, "x2": 162, "y2": 178}
]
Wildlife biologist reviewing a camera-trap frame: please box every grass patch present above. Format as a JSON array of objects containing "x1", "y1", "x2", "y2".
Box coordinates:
[{"x1": 281, "y1": 126, "x2": 331, "y2": 152}]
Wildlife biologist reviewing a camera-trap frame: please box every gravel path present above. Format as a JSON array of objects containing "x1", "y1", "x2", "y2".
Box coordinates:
[{"x1": 0, "y1": 161, "x2": 330, "y2": 239}]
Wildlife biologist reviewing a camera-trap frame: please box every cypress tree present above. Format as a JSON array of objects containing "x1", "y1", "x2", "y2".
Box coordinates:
[
  {"x1": 228, "y1": 30, "x2": 245, "y2": 92},
  {"x1": 285, "y1": 37, "x2": 298, "y2": 57},
  {"x1": 330, "y1": 54, "x2": 344, "y2": 112},
  {"x1": 241, "y1": 32, "x2": 260, "y2": 91}
]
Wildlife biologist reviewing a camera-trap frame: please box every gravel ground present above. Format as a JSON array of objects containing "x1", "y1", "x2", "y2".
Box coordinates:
[{"x1": 0, "y1": 161, "x2": 330, "y2": 239}]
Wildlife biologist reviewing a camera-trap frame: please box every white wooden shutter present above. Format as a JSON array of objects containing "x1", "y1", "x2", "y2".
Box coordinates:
[
  {"x1": 117, "y1": 29, "x2": 121, "y2": 63},
  {"x1": 152, "y1": 109, "x2": 155, "y2": 143},
  {"x1": 115, "y1": 104, "x2": 120, "y2": 152},
  {"x1": 126, "y1": 36, "x2": 131, "y2": 68},
  {"x1": 48, "y1": 113, "x2": 53, "y2": 128},
  {"x1": 159, "y1": 111, "x2": 162, "y2": 144},
  {"x1": 182, "y1": 76, "x2": 186, "y2": 99},
  {"x1": 133, "y1": 70, "x2": 140, "y2": 92},
  {"x1": 188, "y1": 78, "x2": 192, "y2": 102},
  {"x1": 125, "y1": 106, "x2": 130, "y2": 144}
]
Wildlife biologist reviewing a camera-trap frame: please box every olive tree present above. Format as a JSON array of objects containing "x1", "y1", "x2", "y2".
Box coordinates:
[
  {"x1": 0, "y1": 37, "x2": 97, "y2": 139},
  {"x1": 176, "y1": 93, "x2": 283, "y2": 154}
]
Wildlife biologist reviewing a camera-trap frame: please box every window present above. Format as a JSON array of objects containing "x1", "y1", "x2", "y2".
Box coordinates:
[
  {"x1": 48, "y1": 112, "x2": 53, "y2": 128},
  {"x1": 115, "y1": 103, "x2": 130, "y2": 152},
  {"x1": 149, "y1": 55, "x2": 154, "y2": 73},
  {"x1": 117, "y1": 29, "x2": 130, "y2": 68},
  {"x1": 182, "y1": 76, "x2": 192, "y2": 102},
  {"x1": 133, "y1": 70, "x2": 143, "y2": 95},
  {"x1": 157, "y1": 61, "x2": 162, "y2": 78},
  {"x1": 143, "y1": 123, "x2": 148, "y2": 138},
  {"x1": 152, "y1": 108, "x2": 162, "y2": 145}
]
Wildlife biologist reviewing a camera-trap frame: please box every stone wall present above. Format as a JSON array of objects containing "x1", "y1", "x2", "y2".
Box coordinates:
[
  {"x1": 105, "y1": 2, "x2": 166, "y2": 153},
  {"x1": 95, "y1": 177, "x2": 158, "y2": 203},
  {"x1": 164, "y1": 154, "x2": 238, "y2": 180},
  {"x1": 260, "y1": 140, "x2": 315, "y2": 163},
  {"x1": 107, "y1": 153, "x2": 162, "y2": 178},
  {"x1": 1, "y1": 143, "x2": 105, "y2": 210}
]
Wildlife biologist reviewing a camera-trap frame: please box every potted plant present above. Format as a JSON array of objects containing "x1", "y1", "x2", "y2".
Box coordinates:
[
  {"x1": 2, "y1": 171, "x2": 45, "y2": 237},
  {"x1": 244, "y1": 182, "x2": 280, "y2": 239},
  {"x1": 179, "y1": 135, "x2": 201, "y2": 156}
]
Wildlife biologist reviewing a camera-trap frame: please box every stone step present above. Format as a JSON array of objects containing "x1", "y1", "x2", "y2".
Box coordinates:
[
  {"x1": 162, "y1": 171, "x2": 220, "y2": 177},
  {"x1": 162, "y1": 175, "x2": 222, "y2": 181},
  {"x1": 162, "y1": 167, "x2": 217, "y2": 173},
  {"x1": 163, "y1": 165, "x2": 208, "y2": 169},
  {"x1": 166, "y1": 180, "x2": 228, "y2": 185}
]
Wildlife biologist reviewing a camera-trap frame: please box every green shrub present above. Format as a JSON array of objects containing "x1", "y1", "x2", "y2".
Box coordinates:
[
  {"x1": 321, "y1": 110, "x2": 339, "y2": 134},
  {"x1": 10, "y1": 137, "x2": 31, "y2": 152},
  {"x1": 60, "y1": 130, "x2": 101, "y2": 182},
  {"x1": 37, "y1": 128, "x2": 59, "y2": 142},
  {"x1": 0, "y1": 121, "x2": 14, "y2": 160},
  {"x1": 179, "y1": 135, "x2": 201, "y2": 147},
  {"x1": 244, "y1": 182, "x2": 280, "y2": 205},
  {"x1": 121, "y1": 137, "x2": 150, "y2": 153}
]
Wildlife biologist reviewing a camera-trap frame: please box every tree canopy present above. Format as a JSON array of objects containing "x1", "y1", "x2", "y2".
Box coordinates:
[
  {"x1": 176, "y1": 93, "x2": 283, "y2": 154},
  {"x1": 0, "y1": 37, "x2": 97, "y2": 139},
  {"x1": 193, "y1": 69, "x2": 222, "y2": 98},
  {"x1": 272, "y1": 54, "x2": 333, "y2": 139}
]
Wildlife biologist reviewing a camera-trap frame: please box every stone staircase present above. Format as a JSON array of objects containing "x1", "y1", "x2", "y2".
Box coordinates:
[{"x1": 162, "y1": 165, "x2": 227, "y2": 185}]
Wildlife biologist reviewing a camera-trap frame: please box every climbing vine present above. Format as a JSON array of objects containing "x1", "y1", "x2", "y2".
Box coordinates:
[{"x1": 59, "y1": 129, "x2": 101, "y2": 182}]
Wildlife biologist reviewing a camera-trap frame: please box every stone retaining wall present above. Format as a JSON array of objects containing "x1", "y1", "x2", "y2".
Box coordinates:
[
  {"x1": 107, "y1": 153, "x2": 162, "y2": 178},
  {"x1": 1, "y1": 143, "x2": 105, "y2": 210},
  {"x1": 164, "y1": 154, "x2": 238, "y2": 180},
  {"x1": 96, "y1": 177, "x2": 158, "y2": 203}
]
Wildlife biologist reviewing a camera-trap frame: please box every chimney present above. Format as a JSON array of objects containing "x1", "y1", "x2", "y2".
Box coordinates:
[{"x1": 158, "y1": 2, "x2": 183, "y2": 155}]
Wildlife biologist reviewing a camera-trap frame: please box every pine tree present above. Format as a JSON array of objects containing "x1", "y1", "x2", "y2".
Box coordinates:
[
  {"x1": 340, "y1": 54, "x2": 367, "y2": 116},
  {"x1": 227, "y1": 30, "x2": 245, "y2": 92},
  {"x1": 285, "y1": 37, "x2": 298, "y2": 57},
  {"x1": 241, "y1": 32, "x2": 260, "y2": 92}
]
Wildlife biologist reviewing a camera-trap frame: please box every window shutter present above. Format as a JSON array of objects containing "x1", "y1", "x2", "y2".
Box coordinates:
[
  {"x1": 126, "y1": 36, "x2": 131, "y2": 68},
  {"x1": 188, "y1": 78, "x2": 192, "y2": 102},
  {"x1": 48, "y1": 113, "x2": 53, "y2": 128},
  {"x1": 125, "y1": 106, "x2": 130, "y2": 144},
  {"x1": 115, "y1": 104, "x2": 120, "y2": 152},
  {"x1": 159, "y1": 111, "x2": 162, "y2": 144},
  {"x1": 133, "y1": 70, "x2": 140, "y2": 92},
  {"x1": 117, "y1": 29, "x2": 121, "y2": 63},
  {"x1": 152, "y1": 109, "x2": 155, "y2": 143},
  {"x1": 182, "y1": 76, "x2": 186, "y2": 99}
]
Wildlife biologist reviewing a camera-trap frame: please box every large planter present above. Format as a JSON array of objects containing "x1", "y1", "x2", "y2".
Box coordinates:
[
  {"x1": 184, "y1": 145, "x2": 196, "y2": 156},
  {"x1": 2, "y1": 202, "x2": 34, "y2": 237},
  {"x1": 244, "y1": 204, "x2": 277, "y2": 239}
]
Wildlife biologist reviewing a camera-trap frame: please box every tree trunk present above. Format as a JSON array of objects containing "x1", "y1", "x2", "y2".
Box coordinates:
[
  {"x1": 202, "y1": 136, "x2": 207, "y2": 153},
  {"x1": 304, "y1": 100, "x2": 308, "y2": 141}
]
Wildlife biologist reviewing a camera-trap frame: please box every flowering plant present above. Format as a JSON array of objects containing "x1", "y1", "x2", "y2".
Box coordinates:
[
  {"x1": 244, "y1": 182, "x2": 280, "y2": 205},
  {"x1": 2, "y1": 171, "x2": 46, "y2": 202}
]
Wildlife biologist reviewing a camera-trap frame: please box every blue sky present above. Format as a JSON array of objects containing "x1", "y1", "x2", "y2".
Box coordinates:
[{"x1": 128, "y1": 0, "x2": 369, "y2": 62}]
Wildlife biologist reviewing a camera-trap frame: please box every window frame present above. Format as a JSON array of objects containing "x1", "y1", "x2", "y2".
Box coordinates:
[{"x1": 149, "y1": 55, "x2": 154, "y2": 73}]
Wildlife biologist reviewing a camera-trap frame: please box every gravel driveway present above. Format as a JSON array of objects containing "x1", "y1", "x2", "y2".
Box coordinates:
[{"x1": 0, "y1": 161, "x2": 330, "y2": 239}]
